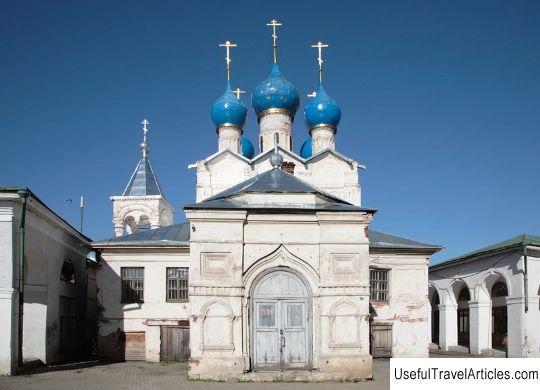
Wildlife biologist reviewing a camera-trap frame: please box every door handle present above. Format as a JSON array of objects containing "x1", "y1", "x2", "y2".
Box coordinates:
[{"x1": 281, "y1": 336, "x2": 286, "y2": 348}]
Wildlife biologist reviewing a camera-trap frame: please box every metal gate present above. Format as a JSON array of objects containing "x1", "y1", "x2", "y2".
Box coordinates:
[
  {"x1": 160, "y1": 327, "x2": 190, "y2": 361},
  {"x1": 370, "y1": 323, "x2": 392, "y2": 357}
]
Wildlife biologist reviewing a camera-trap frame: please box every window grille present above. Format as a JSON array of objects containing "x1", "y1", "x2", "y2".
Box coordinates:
[
  {"x1": 167, "y1": 267, "x2": 189, "y2": 302},
  {"x1": 121, "y1": 267, "x2": 144, "y2": 302},
  {"x1": 370, "y1": 269, "x2": 389, "y2": 301}
]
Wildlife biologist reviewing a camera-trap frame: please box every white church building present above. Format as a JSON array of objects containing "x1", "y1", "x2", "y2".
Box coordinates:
[{"x1": 92, "y1": 22, "x2": 441, "y2": 381}]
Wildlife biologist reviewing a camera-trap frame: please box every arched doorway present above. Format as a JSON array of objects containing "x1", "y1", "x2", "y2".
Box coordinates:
[
  {"x1": 456, "y1": 287, "x2": 470, "y2": 347},
  {"x1": 491, "y1": 281, "x2": 508, "y2": 350},
  {"x1": 251, "y1": 268, "x2": 312, "y2": 370},
  {"x1": 430, "y1": 290, "x2": 440, "y2": 344}
]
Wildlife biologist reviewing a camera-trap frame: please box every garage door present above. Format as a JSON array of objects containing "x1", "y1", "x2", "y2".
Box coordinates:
[{"x1": 125, "y1": 332, "x2": 146, "y2": 360}]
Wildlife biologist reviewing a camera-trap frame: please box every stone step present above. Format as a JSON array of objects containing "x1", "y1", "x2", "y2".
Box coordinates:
[
  {"x1": 447, "y1": 345, "x2": 470, "y2": 354},
  {"x1": 481, "y1": 349, "x2": 507, "y2": 358}
]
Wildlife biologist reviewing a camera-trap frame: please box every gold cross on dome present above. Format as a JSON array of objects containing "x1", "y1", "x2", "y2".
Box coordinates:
[
  {"x1": 218, "y1": 40, "x2": 238, "y2": 80},
  {"x1": 233, "y1": 88, "x2": 245, "y2": 100},
  {"x1": 311, "y1": 41, "x2": 329, "y2": 82},
  {"x1": 266, "y1": 19, "x2": 282, "y2": 63}
]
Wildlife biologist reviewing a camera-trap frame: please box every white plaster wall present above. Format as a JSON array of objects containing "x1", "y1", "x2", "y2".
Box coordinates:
[
  {"x1": 23, "y1": 202, "x2": 90, "y2": 364},
  {"x1": 0, "y1": 194, "x2": 91, "y2": 372},
  {"x1": 522, "y1": 253, "x2": 540, "y2": 357},
  {"x1": 369, "y1": 253, "x2": 431, "y2": 357},
  {"x1": 97, "y1": 250, "x2": 190, "y2": 362},
  {"x1": 195, "y1": 147, "x2": 362, "y2": 207},
  {"x1": 0, "y1": 202, "x2": 17, "y2": 374}
]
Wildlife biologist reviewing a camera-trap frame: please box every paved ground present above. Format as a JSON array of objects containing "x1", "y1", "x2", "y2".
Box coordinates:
[{"x1": 0, "y1": 359, "x2": 390, "y2": 390}]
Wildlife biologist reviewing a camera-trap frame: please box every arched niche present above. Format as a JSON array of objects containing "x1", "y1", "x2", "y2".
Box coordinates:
[
  {"x1": 199, "y1": 300, "x2": 235, "y2": 351},
  {"x1": 328, "y1": 300, "x2": 362, "y2": 349}
]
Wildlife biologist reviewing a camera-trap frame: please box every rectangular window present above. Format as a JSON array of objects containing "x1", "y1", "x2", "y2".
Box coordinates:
[
  {"x1": 166, "y1": 267, "x2": 189, "y2": 302},
  {"x1": 121, "y1": 267, "x2": 144, "y2": 303},
  {"x1": 370, "y1": 269, "x2": 389, "y2": 301}
]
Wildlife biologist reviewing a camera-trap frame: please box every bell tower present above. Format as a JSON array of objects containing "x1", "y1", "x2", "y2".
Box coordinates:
[{"x1": 111, "y1": 119, "x2": 174, "y2": 236}]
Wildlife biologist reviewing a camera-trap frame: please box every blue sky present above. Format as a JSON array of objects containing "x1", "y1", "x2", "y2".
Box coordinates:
[{"x1": 2, "y1": 0, "x2": 539, "y2": 264}]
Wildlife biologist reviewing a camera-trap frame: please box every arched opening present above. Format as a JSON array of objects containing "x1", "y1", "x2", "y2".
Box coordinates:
[
  {"x1": 491, "y1": 280, "x2": 508, "y2": 350},
  {"x1": 430, "y1": 289, "x2": 440, "y2": 344},
  {"x1": 456, "y1": 286, "x2": 470, "y2": 347},
  {"x1": 250, "y1": 267, "x2": 312, "y2": 371},
  {"x1": 60, "y1": 259, "x2": 76, "y2": 284}
]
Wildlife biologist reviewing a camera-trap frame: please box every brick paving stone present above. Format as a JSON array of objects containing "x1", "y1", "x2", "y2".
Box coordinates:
[{"x1": 0, "y1": 359, "x2": 390, "y2": 390}]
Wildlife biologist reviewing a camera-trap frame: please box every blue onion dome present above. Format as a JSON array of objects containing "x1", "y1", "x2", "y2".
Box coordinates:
[
  {"x1": 252, "y1": 63, "x2": 300, "y2": 119},
  {"x1": 240, "y1": 135, "x2": 255, "y2": 159},
  {"x1": 299, "y1": 137, "x2": 312, "y2": 158},
  {"x1": 304, "y1": 84, "x2": 341, "y2": 131},
  {"x1": 211, "y1": 81, "x2": 247, "y2": 129}
]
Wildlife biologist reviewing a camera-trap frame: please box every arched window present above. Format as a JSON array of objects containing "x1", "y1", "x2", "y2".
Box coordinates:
[
  {"x1": 60, "y1": 259, "x2": 76, "y2": 284},
  {"x1": 491, "y1": 281, "x2": 508, "y2": 297},
  {"x1": 458, "y1": 287, "x2": 470, "y2": 301}
]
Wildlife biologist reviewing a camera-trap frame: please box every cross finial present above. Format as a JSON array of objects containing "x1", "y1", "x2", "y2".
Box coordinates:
[
  {"x1": 266, "y1": 19, "x2": 282, "y2": 63},
  {"x1": 218, "y1": 40, "x2": 238, "y2": 81},
  {"x1": 140, "y1": 118, "x2": 149, "y2": 158},
  {"x1": 311, "y1": 41, "x2": 329, "y2": 83},
  {"x1": 233, "y1": 87, "x2": 245, "y2": 100}
]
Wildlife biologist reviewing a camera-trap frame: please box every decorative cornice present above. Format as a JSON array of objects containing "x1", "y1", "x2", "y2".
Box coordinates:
[
  {"x1": 309, "y1": 123, "x2": 337, "y2": 133},
  {"x1": 216, "y1": 123, "x2": 243, "y2": 134},
  {"x1": 257, "y1": 107, "x2": 293, "y2": 122}
]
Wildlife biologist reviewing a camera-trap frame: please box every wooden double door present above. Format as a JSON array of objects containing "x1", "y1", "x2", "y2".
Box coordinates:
[{"x1": 252, "y1": 269, "x2": 311, "y2": 370}]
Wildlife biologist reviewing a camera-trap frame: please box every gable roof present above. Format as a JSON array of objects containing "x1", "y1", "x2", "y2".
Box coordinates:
[
  {"x1": 183, "y1": 168, "x2": 376, "y2": 213},
  {"x1": 123, "y1": 157, "x2": 164, "y2": 196},
  {"x1": 305, "y1": 148, "x2": 355, "y2": 166},
  {"x1": 196, "y1": 148, "x2": 252, "y2": 166},
  {"x1": 92, "y1": 222, "x2": 190, "y2": 248},
  {"x1": 430, "y1": 234, "x2": 540, "y2": 270},
  {"x1": 251, "y1": 145, "x2": 306, "y2": 165}
]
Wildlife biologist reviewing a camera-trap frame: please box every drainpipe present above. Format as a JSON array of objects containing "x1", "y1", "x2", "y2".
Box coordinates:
[
  {"x1": 523, "y1": 242, "x2": 528, "y2": 313},
  {"x1": 17, "y1": 189, "x2": 29, "y2": 368}
]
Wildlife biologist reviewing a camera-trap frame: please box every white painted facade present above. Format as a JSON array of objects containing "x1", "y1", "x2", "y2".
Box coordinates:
[
  {"x1": 0, "y1": 190, "x2": 94, "y2": 375},
  {"x1": 429, "y1": 241, "x2": 540, "y2": 357},
  {"x1": 369, "y1": 252, "x2": 432, "y2": 358},
  {"x1": 193, "y1": 146, "x2": 362, "y2": 206},
  {"x1": 185, "y1": 206, "x2": 374, "y2": 381},
  {"x1": 96, "y1": 248, "x2": 190, "y2": 361}
]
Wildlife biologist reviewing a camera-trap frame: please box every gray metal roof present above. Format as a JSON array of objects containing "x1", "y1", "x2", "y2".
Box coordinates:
[
  {"x1": 369, "y1": 229, "x2": 442, "y2": 251},
  {"x1": 123, "y1": 157, "x2": 164, "y2": 196},
  {"x1": 92, "y1": 223, "x2": 190, "y2": 247},
  {"x1": 184, "y1": 168, "x2": 376, "y2": 213},
  {"x1": 91, "y1": 222, "x2": 439, "y2": 253}
]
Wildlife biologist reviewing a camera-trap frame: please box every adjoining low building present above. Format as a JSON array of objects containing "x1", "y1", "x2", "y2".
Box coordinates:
[
  {"x1": 429, "y1": 235, "x2": 540, "y2": 357},
  {"x1": 0, "y1": 188, "x2": 96, "y2": 375}
]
